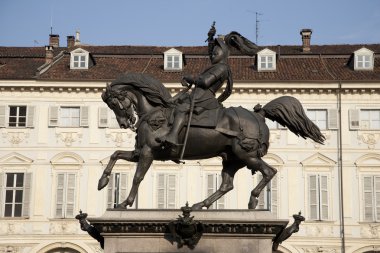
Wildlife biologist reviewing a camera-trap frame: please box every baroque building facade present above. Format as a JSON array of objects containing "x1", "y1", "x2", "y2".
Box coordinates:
[{"x1": 0, "y1": 31, "x2": 379, "y2": 253}]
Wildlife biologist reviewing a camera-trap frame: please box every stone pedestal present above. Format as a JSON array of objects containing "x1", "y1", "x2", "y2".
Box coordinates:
[{"x1": 89, "y1": 209, "x2": 288, "y2": 253}]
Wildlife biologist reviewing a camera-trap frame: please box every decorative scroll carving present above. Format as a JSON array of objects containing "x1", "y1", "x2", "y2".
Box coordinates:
[
  {"x1": 361, "y1": 223, "x2": 380, "y2": 238},
  {"x1": 105, "y1": 129, "x2": 135, "y2": 147},
  {"x1": 1, "y1": 128, "x2": 30, "y2": 145},
  {"x1": 358, "y1": 132, "x2": 380, "y2": 149},
  {"x1": 55, "y1": 129, "x2": 83, "y2": 147},
  {"x1": 49, "y1": 221, "x2": 78, "y2": 234}
]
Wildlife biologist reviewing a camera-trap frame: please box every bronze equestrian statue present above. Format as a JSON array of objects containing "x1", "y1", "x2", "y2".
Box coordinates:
[{"x1": 97, "y1": 25, "x2": 325, "y2": 210}]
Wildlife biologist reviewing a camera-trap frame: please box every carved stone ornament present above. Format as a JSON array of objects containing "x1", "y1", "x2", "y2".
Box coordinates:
[
  {"x1": 1, "y1": 128, "x2": 30, "y2": 145},
  {"x1": 168, "y1": 202, "x2": 204, "y2": 249},
  {"x1": 55, "y1": 129, "x2": 83, "y2": 147},
  {"x1": 105, "y1": 129, "x2": 135, "y2": 147},
  {"x1": 358, "y1": 132, "x2": 380, "y2": 149},
  {"x1": 0, "y1": 246, "x2": 19, "y2": 253}
]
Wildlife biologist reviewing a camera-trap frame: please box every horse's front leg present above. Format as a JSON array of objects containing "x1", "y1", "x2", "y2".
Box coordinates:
[
  {"x1": 118, "y1": 146, "x2": 153, "y2": 208},
  {"x1": 98, "y1": 150, "x2": 139, "y2": 190}
]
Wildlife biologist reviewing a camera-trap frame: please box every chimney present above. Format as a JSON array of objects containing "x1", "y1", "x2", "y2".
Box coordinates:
[
  {"x1": 75, "y1": 30, "x2": 81, "y2": 45},
  {"x1": 300, "y1": 29, "x2": 312, "y2": 52},
  {"x1": 49, "y1": 34, "x2": 60, "y2": 48},
  {"x1": 67, "y1": 36, "x2": 75, "y2": 48},
  {"x1": 45, "y1": 46, "x2": 54, "y2": 64}
]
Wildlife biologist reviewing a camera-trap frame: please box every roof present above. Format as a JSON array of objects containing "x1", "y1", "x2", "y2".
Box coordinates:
[{"x1": 0, "y1": 44, "x2": 379, "y2": 82}]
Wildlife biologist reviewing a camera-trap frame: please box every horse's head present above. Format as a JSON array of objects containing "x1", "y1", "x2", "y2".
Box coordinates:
[{"x1": 102, "y1": 84, "x2": 137, "y2": 130}]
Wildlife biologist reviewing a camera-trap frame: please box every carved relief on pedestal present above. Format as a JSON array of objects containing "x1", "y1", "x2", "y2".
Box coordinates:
[
  {"x1": 357, "y1": 132, "x2": 380, "y2": 149},
  {"x1": 49, "y1": 221, "x2": 78, "y2": 234},
  {"x1": 55, "y1": 128, "x2": 83, "y2": 147},
  {"x1": 105, "y1": 129, "x2": 135, "y2": 147},
  {"x1": 361, "y1": 223, "x2": 380, "y2": 238},
  {"x1": 1, "y1": 128, "x2": 30, "y2": 145}
]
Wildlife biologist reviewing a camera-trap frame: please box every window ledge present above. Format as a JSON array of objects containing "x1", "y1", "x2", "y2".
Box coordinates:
[
  {"x1": 0, "y1": 217, "x2": 29, "y2": 220},
  {"x1": 304, "y1": 219, "x2": 336, "y2": 224}
]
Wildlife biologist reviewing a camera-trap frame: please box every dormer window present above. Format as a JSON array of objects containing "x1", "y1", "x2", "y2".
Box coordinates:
[
  {"x1": 257, "y1": 48, "x2": 276, "y2": 71},
  {"x1": 164, "y1": 48, "x2": 183, "y2": 71},
  {"x1": 70, "y1": 48, "x2": 89, "y2": 69},
  {"x1": 354, "y1": 47, "x2": 374, "y2": 71}
]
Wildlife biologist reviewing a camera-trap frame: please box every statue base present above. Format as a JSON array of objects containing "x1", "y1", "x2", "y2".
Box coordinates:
[{"x1": 88, "y1": 209, "x2": 288, "y2": 253}]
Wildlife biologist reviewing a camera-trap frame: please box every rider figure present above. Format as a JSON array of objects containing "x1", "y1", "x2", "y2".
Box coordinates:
[{"x1": 162, "y1": 24, "x2": 233, "y2": 146}]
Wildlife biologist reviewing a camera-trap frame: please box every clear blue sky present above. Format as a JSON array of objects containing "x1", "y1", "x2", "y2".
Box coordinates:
[{"x1": 1, "y1": 0, "x2": 379, "y2": 47}]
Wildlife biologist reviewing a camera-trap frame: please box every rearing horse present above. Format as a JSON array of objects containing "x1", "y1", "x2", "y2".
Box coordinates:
[{"x1": 98, "y1": 72, "x2": 325, "y2": 210}]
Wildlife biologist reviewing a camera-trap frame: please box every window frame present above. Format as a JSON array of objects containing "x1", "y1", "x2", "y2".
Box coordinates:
[
  {"x1": 54, "y1": 172, "x2": 78, "y2": 218},
  {"x1": 156, "y1": 172, "x2": 178, "y2": 209},
  {"x1": 205, "y1": 172, "x2": 225, "y2": 210},
  {"x1": 255, "y1": 172, "x2": 279, "y2": 217},
  {"x1": 163, "y1": 48, "x2": 183, "y2": 71},
  {"x1": 361, "y1": 174, "x2": 380, "y2": 222},
  {"x1": 0, "y1": 105, "x2": 35, "y2": 128},
  {"x1": 306, "y1": 109, "x2": 328, "y2": 130},
  {"x1": 49, "y1": 106, "x2": 89, "y2": 128},
  {"x1": 257, "y1": 48, "x2": 276, "y2": 72},
  {"x1": 106, "y1": 171, "x2": 131, "y2": 209},
  {"x1": 70, "y1": 48, "x2": 89, "y2": 70},
  {"x1": 354, "y1": 48, "x2": 374, "y2": 71},
  {"x1": 349, "y1": 108, "x2": 380, "y2": 130},
  {"x1": 306, "y1": 173, "x2": 331, "y2": 221}
]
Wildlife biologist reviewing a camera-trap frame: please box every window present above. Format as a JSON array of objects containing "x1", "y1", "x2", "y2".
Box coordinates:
[
  {"x1": 157, "y1": 173, "x2": 177, "y2": 208},
  {"x1": 107, "y1": 172, "x2": 129, "y2": 209},
  {"x1": 308, "y1": 174, "x2": 329, "y2": 220},
  {"x1": 362, "y1": 175, "x2": 380, "y2": 222},
  {"x1": 206, "y1": 173, "x2": 225, "y2": 209},
  {"x1": 360, "y1": 110, "x2": 380, "y2": 130},
  {"x1": 307, "y1": 109, "x2": 327, "y2": 130},
  {"x1": 0, "y1": 172, "x2": 31, "y2": 217},
  {"x1": 354, "y1": 47, "x2": 374, "y2": 71},
  {"x1": 49, "y1": 106, "x2": 88, "y2": 127},
  {"x1": 164, "y1": 48, "x2": 183, "y2": 71},
  {"x1": 167, "y1": 55, "x2": 180, "y2": 69},
  {"x1": 55, "y1": 173, "x2": 77, "y2": 218},
  {"x1": 349, "y1": 109, "x2": 380, "y2": 130},
  {"x1": 256, "y1": 173, "x2": 278, "y2": 217},
  {"x1": 98, "y1": 107, "x2": 120, "y2": 128},
  {"x1": 0, "y1": 105, "x2": 35, "y2": 128},
  {"x1": 257, "y1": 48, "x2": 276, "y2": 71},
  {"x1": 69, "y1": 48, "x2": 89, "y2": 70}
]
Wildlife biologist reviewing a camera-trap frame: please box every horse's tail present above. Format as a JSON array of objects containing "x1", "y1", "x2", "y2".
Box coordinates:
[{"x1": 259, "y1": 96, "x2": 325, "y2": 144}]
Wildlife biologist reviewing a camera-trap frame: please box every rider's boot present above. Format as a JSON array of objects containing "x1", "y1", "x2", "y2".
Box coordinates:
[{"x1": 164, "y1": 111, "x2": 186, "y2": 146}]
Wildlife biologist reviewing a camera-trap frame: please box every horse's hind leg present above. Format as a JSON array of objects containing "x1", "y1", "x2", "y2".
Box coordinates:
[
  {"x1": 98, "y1": 150, "x2": 139, "y2": 190},
  {"x1": 192, "y1": 160, "x2": 243, "y2": 210},
  {"x1": 247, "y1": 158, "x2": 277, "y2": 209}
]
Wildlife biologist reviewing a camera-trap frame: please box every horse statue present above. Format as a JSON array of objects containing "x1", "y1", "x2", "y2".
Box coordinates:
[
  {"x1": 97, "y1": 27, "x2": 325, "y2": 210},
  {"x1": 97, "y1": 71, "x2": 325, "y2": 209}
]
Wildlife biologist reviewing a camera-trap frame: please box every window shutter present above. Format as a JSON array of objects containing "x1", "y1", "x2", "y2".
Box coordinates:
[
  {"x1": 375, "y1": 176, "x2": 380, "y2": 221},
  {"x1": 80, "y1": 106, "x2": 89, "y2": 127},
  {"x1": 206, "y1": 174, "x2": 215, "y2": 209},
  {"x1": 167, "y1": 175, "x2": 176, "y2": 209},
  {"x1": 257, "y1": 174, "x2": 266, "y2": 209},
  {"x1": 26, "y1": 106, "x2": 35, "y2": 128},
  {"x1": 363, "y1": 176, "x2": 374, "y2": 221},
  {"x1": 56, "y1": 173, "x2": 65, "y2": 218},
  {"x1": 217, "y1": 174, "x2": 225, "y2": 209},
  {"x1": 320, "y1": 175, "x2": 329, "y2": 220},
  {"x1": 271, "y1": 174, "x2": 278, "y2": 217},
  {"x1": 309, "y1": 175, "x2": 318, "y2": 220},
  {"x1": 119, "y1": 173, "x2": 128, "y2": 203},
  {"x1": 22, "y1": 173, "x2": 32, "y2": 217},
  {"x1": 98, "y1": 107, "x2": 108, "y2": 128},
  {"x1": 328, "y1": 109, "x2": 338, "y2": 130},
  {"x1": 157, "y1": 174, "x2": 165, "y2": 208},
  {"x1": 107, "y1": 173, "x2": 115, "y2": 209},
  {"x1": 0, "y1": 173, "x2": 3, "y2": 217},
  {"x1": 66, "y1": 173, "x2": 76, "y2": 218},
  {"x1": 349, "y1": 109, "x2": 360, "y2": 130},
  {"x1": 49, "y1": 106, "x2": 59, "y2": 127},
  {"x1": 0, "y1": 105, "x2": 6, "y2": 127}
]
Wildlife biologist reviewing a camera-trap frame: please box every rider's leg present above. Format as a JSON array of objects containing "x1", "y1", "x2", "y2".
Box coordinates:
[{"x1": 165, "y1": 107, "x2": 187, "y2": 146}]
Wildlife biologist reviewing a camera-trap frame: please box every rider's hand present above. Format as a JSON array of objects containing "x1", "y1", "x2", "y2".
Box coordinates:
[{"x1": 182, "y1": 75, "x2": 194, "y2": 87}]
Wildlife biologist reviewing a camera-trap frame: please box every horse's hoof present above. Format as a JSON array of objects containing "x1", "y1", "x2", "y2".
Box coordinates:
[
  {"x1": 248, "y1": 197, "x2": 258, "y2": 209},
  {"x1": 98, "y1": 176, "x2": 109, "y2": 190},
  {"x1": 191, "y1": 203, "x2": 204, "y2": 210},
  {"x1": 114, "y1": 204, "x2": 127, "y2": 210}
]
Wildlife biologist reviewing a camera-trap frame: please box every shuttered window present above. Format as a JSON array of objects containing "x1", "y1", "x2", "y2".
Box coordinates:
[
  {"x1": 157, "y1": 173, "x2": 177, "y2": 209},
  {"x1": 55, "y1": 173, "x2": 77, "y2": 218},
  {"x1": 349, "y1": 109, "x2": 380, "y2": 130},
  {"x1": 1, "y1": 172, "x2": 32, "y2": 217},
  {"x1": 106, "y1": 172, "x2": 129, "y2": 209},
  {"x1": 257, "y1": 173, "x2": 278, "y2": 217},
  {"x1": 206, "y1": 173, "x2": 225, "y2": 209},
  {"x1": 0, "y1": 105, "x2": 35, "y2": 128},
  {"x1": 308, "y1": 174, "x2": 329, "y2": 220},
  {"x1": 362, "y1": 175, "x2": 380, "y2": 222},
  {"x1": 49, "y1": 106, "x2": 89, "y2": 127}
]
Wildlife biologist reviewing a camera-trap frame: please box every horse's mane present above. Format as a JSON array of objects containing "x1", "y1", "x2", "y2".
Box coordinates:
[{"x1": 110, "y1": 72, "x2": 173, "y2": 108}]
